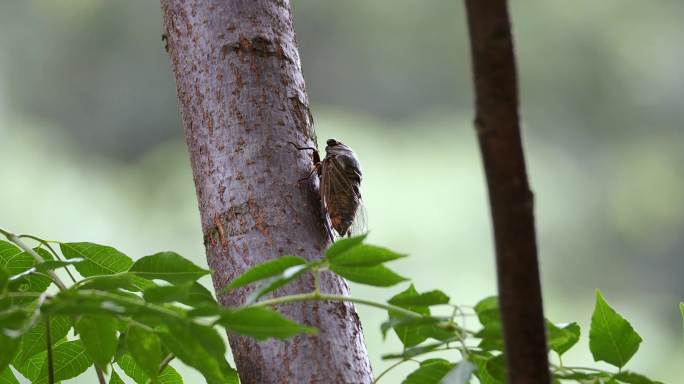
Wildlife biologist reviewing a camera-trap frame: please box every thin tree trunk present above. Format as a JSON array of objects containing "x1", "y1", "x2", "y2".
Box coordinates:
[
  {"x1": 160, "y1": 1, "x2": 373, "y2": 383},
  {"x1": 464, "y1": 1, "x2": 550, "y2": 383}
]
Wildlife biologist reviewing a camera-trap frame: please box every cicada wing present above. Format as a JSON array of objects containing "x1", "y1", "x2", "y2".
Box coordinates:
[
  {"x1": 321, "y1": 156, "x2": 365, "y2": 237},
  {"x1": 348, "y1": 198, "x2": 368, "y2": 237}
]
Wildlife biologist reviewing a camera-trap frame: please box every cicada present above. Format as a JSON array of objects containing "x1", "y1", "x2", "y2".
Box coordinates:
[{"x1": 290, "y1": 138, "x2": 366, "y2": 239}]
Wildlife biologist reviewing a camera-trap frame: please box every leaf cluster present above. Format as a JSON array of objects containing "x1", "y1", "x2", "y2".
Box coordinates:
[{"x1": 0, "y1": 231, "x2": 671, "y2": 384}]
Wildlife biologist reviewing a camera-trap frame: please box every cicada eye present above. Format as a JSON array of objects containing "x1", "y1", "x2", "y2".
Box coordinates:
[{"x1": 326, "y1": 139, "x2": 339, "y2": 146}]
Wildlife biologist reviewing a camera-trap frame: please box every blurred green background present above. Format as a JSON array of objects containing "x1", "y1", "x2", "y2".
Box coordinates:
[{"x1": 1, "y1": 0, "x2": 683, "y2": 382}]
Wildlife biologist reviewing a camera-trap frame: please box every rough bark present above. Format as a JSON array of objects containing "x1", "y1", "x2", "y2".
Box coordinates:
[
  {"x1": 464, "y1": 1, "x2": 551, "y2": 383},
  {"x1": 160, "y1": 1, "x2": 373, "y2": 383}
]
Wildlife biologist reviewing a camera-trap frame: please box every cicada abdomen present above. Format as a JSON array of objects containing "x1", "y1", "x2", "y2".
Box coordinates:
[{"x1": 289, "y1": 138, "x2": 366, "y2": 239}]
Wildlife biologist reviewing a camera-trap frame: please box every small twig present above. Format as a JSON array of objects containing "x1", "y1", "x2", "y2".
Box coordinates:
[
  {"x1": 313, "y1": 269, "x2": 321, "y2": 294},
  {"x1": 372, "y1": 359, "x2": 415, "y2": 384},
  {"x1": 144, "y1": 354, "x2": 175, "y2": 384},
  {"x1": 159, "y1": 353, "x2": 175, "y2": 373},
  {"x1": 252, "y1": 292, "x2": 424, "y2": 319},
  {"x1": 19, "y1": 234, "x2": 77, "y2": 284},
  {"x1": 1, "y1": 229, "x2": 67, "y2": 290},
  {"x1": 95, "y1": 366, "x2": 106, "y2": 384},
  {"x1": 46, "y1": 316, "x2": 55, "y2": 384}
]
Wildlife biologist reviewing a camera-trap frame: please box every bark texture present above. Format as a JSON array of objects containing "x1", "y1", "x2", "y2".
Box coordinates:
[
  {"x1": 160, "y1": 1, "x2": 373, "y2": 383},
  {"x1": 464, "y1": 1, "x2": 551, "y2": 383}
]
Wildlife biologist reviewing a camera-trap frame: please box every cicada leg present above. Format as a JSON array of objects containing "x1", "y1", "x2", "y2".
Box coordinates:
[
  {"x1": 298, "y1": 163, "x2": 321, "y2": 182},
  {"x1": 288, "y1": 141, "x2": 334, "y2": 241}
]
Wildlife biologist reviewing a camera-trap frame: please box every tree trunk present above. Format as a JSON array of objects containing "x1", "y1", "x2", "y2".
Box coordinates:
[
  {"x1": 464, "y1": 1, "x2": 550, "y2": 383},
  {"x1": 160, "y1": 1, "x2": 373, "y2": 383}
]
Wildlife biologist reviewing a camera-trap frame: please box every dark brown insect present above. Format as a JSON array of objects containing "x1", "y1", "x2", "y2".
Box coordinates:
[{"x1": 289, "y1": 138, "x2": 365, "y2": 239}]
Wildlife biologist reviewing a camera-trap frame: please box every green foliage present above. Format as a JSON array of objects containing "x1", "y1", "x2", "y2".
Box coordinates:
[
  {"x1": 35, "y1": 340, "x2": 91, "y2": 384},
  {"x1": 0, "y1": 230, "x2": 665, "y2": 384},
  {"x1": 14, "y1": 316, "x2": 71, "y2": 364},
  {"x1": 386, "y1": 284, "x2": 434, "y2": 347},
  {"x1": 129, "y1": 251, "x2": 210, "y2": 284},
  {"x1": 327, "y1": 244, "x2": 406, "y2": 267},
  {"x1": 117, "y1": 354, "x2": 182, "y2": 384},
  {"x1": 217, "y1": 307, "x2": 318, "y2": 340},
  {"x1": 222, "y1": 255, "x2": 307, "y2": 291},
  {"x1": 125, "y1": 325, "x2": 162, "y2": 380},
  {"x1": 0, "y1": 368, "x2": 19, "y2": 384},
  {"x1": 75, "y1": 315, "x2": 118, "y2": 369},
  {"x1": 590, "y1": 290, "x2": 643, "y2": 368},
  {"x1": 402, "y1": 358, "x2": 454, "y2": 384},
  {"x1": 328, "y1": 264, "x2": 407, "y2": 287},
  {"x1": 60, "y1": 242, "x2": 133, "y2": 277},
  {"x1": 546, "y1": 321, "x2": 580, "y2": 356}
]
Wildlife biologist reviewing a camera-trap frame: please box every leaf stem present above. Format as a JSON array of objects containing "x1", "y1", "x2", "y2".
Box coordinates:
[
  {"x1": 46, "y1": 316, "x2": 55, "y2": 384},
  {"x1": 253, "y1": 292, "x2": 423, "y2": 319},
  {"x1": 95, "y1": 366, "x2": 106, "y2": 384},
  {"x1": 372, "y1": 359, "x2": 414, "y2": 384},
  {"x1": 159, "y1": 353, "x2": 175, "y2": 373},
  {"x1": 18, "y1": 234, "x2": 78, "y2": 283},
  {"x1": 556, "y1": 365, "x2": 609, "y2": 373}
]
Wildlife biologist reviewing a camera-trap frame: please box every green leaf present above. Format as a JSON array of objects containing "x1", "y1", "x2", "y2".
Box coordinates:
[
  {"x1": 139, "y1": 283, "x2": 213, "y2": 307},
  {"x1": 0, "y1": 244, "x2": 52, "y2": 295},
  {"x1": 143, "y1": 284, "x2": 189, "y2": 304},
  {"x1": 0, "y1": 241, "x2": 21, "y2": 263},
  {"x1": 61, "y1": 242, "x2": 133, "y2": 277},
  {"x1": 327, "y1": 244, "x2": 406, "y2": 267},
  {"x1": 0, "y1": 308, "x2": 27, "y2": 371},
  {"x1": 441, "y1": 360, "x2": 475, "y2": 384},
  {"x1": 613, "y1": 371, "x2": 664, "y2": 384},
  {"x1": 217, "y1": 306, "x2": 317, "y2": 340},
  {"x1": 589, "y1": 290, "x2": 643, "y2": 368},
  {"x1": 380, "y1": 316, "x2": 443, "y2": 339},
  {"x1": 118, "y1": 354, "x2": 183, "y2": 384},
  {"x1": 324, "y1": 233, "x2": 367, "y2": 259},
  {"x1": 75, "y1": 315, "x2": 118, "y2": 369},
  {"x1": 182, "y1": 283, "x2": 217, "y2": 306},
  {"x1": 77, "y1": 273, "x2": 140, "y2": 291},
  {"x1": 0, "y1": 368, "x2": 19, "y2": 384},
  {"x1": 387, "y1": 285, "x2": 432, "y2": 347},
  {"x1": 475, "y1": 319, "x2": 504, "y2": 351},
  {"x1": 470, "y1": 352, "x2": 503, "y2": 384},
  {"x1": 129, "y1": 252, "x2": 209, "y2": 284},
  {"x1": 245, "y1": 264, "x2": 312, "y2": 304},
  {"x1": 126, "y1": 325, "x2": 162, "y2": 381},
  {"x1": 14, "y1": 316, "x2": 71, "y2": 364},
  {"x1": 680, "y1": 303, "x2": 683, "y2": 337},
  {"x1": 155, "y1": 321, "x2": 229, "y2": 384},
  {"x1": 34, "y1": 340, "x2": 91, "y2": 384},
  {"x1": 13, "y1": 347, "x2": 46, "y2": 381},
  {"x1": 0, "y1": 334, "x2": 20, "y2": 372},
  {"x1": 484, "y1": 354, "x2": 507, "y2": 382},
  {"x1": 109, "y1": 370, "x2": 126, "y2": 384},
  {"x1": 402, "y1": 358, "x2": 454, "y2": 384},
  {"x1": 388, "y1": 290, "x2": 450, "y2": 307},
  {"x1": 474, "y1": 296, "x2": 500, "y2": 325},
  {"x1": 223, "y1": 255, "x2": 307, "y2": 291},
  {"x1": 0, "y1": 266, "x2": 9, "y2": 294},
  {"x1": 546, "y1": 321, "x2": 580, "y2": 356},
  {"x1": 329, "y1": 263, "x2": 407, "y2": 287},
  {"x1": 473, "y1": 296, "x2": 504, "y2": 351}
]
